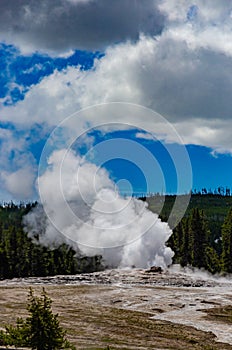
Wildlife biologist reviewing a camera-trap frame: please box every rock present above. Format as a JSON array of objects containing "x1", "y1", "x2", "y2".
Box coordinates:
[
  {"x1": 200, "y1": 300, "x2": 220, "y2": 305},
  {"x1": 169, "y1": 303, "x2": 185, "y2": 309},
  {"x1": 152, "y1": 307, "x2": 165, "y2": 313},
  {"x1": 111, "y1": 299, "x2": 122, "y2": 304},
  {"x1": 145, "y1": 266, "x2": 163, "y2": 274}
]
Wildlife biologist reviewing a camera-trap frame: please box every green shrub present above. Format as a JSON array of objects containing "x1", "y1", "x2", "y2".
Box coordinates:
[{"x1": 0, "y1": 287, "x2": 75, "y2": 350}]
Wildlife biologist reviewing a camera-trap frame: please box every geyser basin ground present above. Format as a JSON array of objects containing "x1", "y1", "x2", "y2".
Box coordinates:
[{"x1": 1, "y1": 268, "x2": 232, "y2": 349}]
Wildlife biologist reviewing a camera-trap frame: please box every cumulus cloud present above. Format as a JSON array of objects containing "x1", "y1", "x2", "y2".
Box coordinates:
[
  {"x1": 0, "y1": 124, "x2": 40, "y2": 199},
  {"x1": 3, "y1": 32, "x2": 232, "y2": 152},
  {"x1": 159, "y1": 0, "x2": 232, "y2": 57},
  {"x1": 1, "y1": 0, "x2": 232, "y2": 205},
  {"x1": 11, "y1": 0, "x2": 230, "y2": 58},
  {"x1": 159, "y1": 0, "x2": 231, "y2": 22},
  {"x1": 24, "y1": 148, "x2": 174, "y2": 268},
  {"x1": 1, "y1": 167, "x2": 35, "y2": 199},
  {"x1": 0, "y1": 0, "x2": 164, "y2": 53}
]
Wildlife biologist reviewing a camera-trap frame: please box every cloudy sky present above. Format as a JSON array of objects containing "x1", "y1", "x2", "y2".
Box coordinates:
[{"x1": 1, "y1": 0, "x2": 232, "y2": 200}]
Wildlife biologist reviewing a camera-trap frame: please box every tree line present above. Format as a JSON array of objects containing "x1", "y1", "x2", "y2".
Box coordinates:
[
  {"x1": 168, "y1": 207, "x2": 232, "y2": 274},
  {"x1": 0, "y1": 199, "x2": 232, "y2": 278},
  {"x1": 192, "y1": 186, "x2": 231, "y2": 196},
  {"x1": 0, "y1": 202, "x2": 103, "y2": 279}
]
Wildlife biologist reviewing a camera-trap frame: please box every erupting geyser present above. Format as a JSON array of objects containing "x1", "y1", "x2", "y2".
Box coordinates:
[{"x1": 24, "y1": 149, "x2": 174, "y2": 268}]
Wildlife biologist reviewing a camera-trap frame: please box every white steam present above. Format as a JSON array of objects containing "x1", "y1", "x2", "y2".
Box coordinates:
[{"x1": 24, "y1": 149, "x2": 174, "y2": 268}]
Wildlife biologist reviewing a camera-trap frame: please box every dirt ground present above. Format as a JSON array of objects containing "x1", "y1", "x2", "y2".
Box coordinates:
[
  {"x1": 0, "y1": 269, "x2": 232, "y2": 350},
  {"x1": 1, "y1": 268, "x2": 232, "y2": 349}
]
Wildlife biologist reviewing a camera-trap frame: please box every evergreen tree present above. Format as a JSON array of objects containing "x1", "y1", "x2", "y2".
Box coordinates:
[
  {"x1": 221, "y1": 208, "x2": 232, "y2": 273},
  {"x1": 0, "y1": 202, "x2": 103, "y2": 279},
  {"x1": 205, "y1": 246, "x2": 221, "y2": 274},
  {"x1": 188, "y1": 208, "x2": 210, "y2": 269},
  {"x1": 0, "y1": 288, "x2": 75, "y2": 350},
  {"x1": 179, "y1": 218, "x2": 192, "y2": 267},
  {"x1": 168, "y1": 221, "x2": 184, "y2": 262}
]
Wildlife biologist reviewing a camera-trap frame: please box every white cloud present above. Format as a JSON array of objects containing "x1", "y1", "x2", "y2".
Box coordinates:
[
  {"x1": 1, "y1": 167, "x2": 36, "y2": 199},
  {"x1": 3, "y1": 31, "x2": 232, "y2": 152},
  {"x1": 1, "y1": 0, "x2": 232, "y2": 206},
  {"x1": 159, "y1": 0, "x2": 232, "y2": 57},
  {"x1": 0, "y1": 126, "x2": 38, "y2": 199},
  {"x1": 158, "y1": 0, "x2": 232, "y2": 24},
  {"x1": 174, "y1": 119, "x2": 232, "y2": 154},
  {"x1": 135, "y1": 132, "x2": 154, "y2": 141}
]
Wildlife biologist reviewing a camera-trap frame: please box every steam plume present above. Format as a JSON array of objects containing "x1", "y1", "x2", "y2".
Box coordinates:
[{"x1": 24, "y1": 149, "x2": 174, "y2": 268}]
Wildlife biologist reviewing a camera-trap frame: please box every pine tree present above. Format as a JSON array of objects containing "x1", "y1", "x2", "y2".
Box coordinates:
[
  {"x1": 179, "y1": 218, "x2": 192, "y2": 267},
  {"x1": 169, "y1": 222, "x2": 184, "y2": 262},
  {"x1": 0, "y1": 288, "x2": 75, "y2": 350},
  {"x1": 221, "y1": 208, "x2": 232, "y2": 273},
  {"x1": 188, "y1": 208, "x2": 210, "y2": 269},
  {"x1": 205, "y1": 246, "x2": 221, "y2": 274}
]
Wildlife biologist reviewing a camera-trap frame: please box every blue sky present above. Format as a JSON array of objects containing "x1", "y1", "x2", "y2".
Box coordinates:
[
  {"x1": 0, "y1": 1, "x2": 232, "y2": 200},
  {"x1": 0, "y1": 43, "x2": 102, "y2": 105}
]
